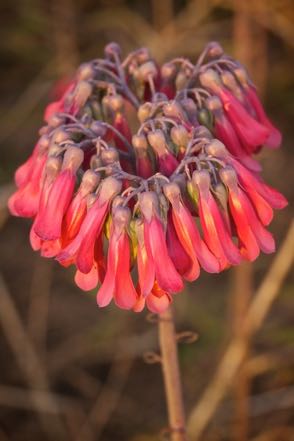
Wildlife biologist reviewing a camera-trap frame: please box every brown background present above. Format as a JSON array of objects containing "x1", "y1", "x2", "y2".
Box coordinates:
[{"x1": 0, "y1": 1, "x2": 293, "y2": 440}]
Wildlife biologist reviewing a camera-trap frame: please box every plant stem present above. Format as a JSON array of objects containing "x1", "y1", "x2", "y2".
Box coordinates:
[{"x1": 158, "y1": 306, "x2": 187, "y2": 441}]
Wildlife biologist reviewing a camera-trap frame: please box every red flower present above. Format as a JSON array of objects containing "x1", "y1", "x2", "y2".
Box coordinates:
[
  {"x1": 164, "y1": 183, "x2": 220, "y2": 280},
  {"x1": 97, "y1": 207, "x2": 137, "y2": 309},
  {"x1": 57, "y1": 176, "x2": 122, "y2": 273},
  {"x1": 192, "y1": 170, "x2": 242, "y2": 269},
  {"x1": 34, "y1": 147, "x2": 84, "y2": 241},
  {"x1": 220, "y1": 167, "x2": 275, "y2": 261},
  {"x1": 139, "y1": 192, "x2": 184, "y2": 293}
]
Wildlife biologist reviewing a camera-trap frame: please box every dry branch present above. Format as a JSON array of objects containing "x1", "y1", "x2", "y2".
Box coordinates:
[{"x1": 187, "y1": 221, "x2": 294, "y2": 439}]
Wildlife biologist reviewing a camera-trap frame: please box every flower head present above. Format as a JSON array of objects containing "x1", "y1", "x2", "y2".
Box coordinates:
[{"x1": 8, "y1": 42, "x2": 287, "y2": 313}]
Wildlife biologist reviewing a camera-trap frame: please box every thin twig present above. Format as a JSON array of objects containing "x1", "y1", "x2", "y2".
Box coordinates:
[
  {"x1": 0, "y1": 274, "x2": 67, "y2": 441},
  {"x1": 159, "y1": 306, "x2": 187, "y2": 441},
  {"x1": 75, "y1": 357, "x2": 134, "y2": 441},
  {"x1": 187, "y1": 221, "x2": 294, "y2": 439}
]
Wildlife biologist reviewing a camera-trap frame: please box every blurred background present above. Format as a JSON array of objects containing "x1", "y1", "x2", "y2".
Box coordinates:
[{"x1": 0, "y1": 1, "x2": 293, "y2": 440}]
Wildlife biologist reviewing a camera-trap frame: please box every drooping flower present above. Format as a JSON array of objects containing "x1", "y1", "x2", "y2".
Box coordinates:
[
  {"x1": 97, "y1": 206, "x2": 137, "y2": 309},
  {"x1": 8, "y1": 42, "x2": 287, "y2": 313}
]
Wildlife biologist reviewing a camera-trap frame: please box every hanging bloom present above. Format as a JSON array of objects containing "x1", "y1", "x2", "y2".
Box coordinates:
[
  {"x1": 233, "y1": 66, "x2": 282, "y2": 148},
  {"x1": 199, "y1": 69, "x2": 270, "y2": 152},
  {"x1": 163, "y1": 183, "x2": 220, "y2": 280},
  {"x1": 8, "y1": 41, "x2": 287, "y2": 313},
  {"x1": 57, "y1": 176, "x2": 122, "y2": 273},
  {"x1": 139, "y1": 191, "x2": 184, "y2": 294},
  {"x1": 97, "y1": 206, "x2": 137, "y2": 309},
  {"x1": 192, "y1": 169, "x2": 242, "y2": 270},
  {"x1": 34, "y1": 147, "x2": 84, "y2": 241}
]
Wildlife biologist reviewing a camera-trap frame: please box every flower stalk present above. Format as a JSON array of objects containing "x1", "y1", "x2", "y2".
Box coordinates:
[{"x1": 159, "y1": 306, "x2": 187, "y2": 441}]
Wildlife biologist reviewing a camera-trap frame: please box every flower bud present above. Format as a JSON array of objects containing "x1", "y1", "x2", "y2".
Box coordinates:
[
  {"x1": 91, "y1": 121, "x2": 107, "y2": 137},
  {"x1": 206, "y1": 41, "x2": 224, "y2": 58},
  {"x1": 163, "y1": 182, "x2": 181, "y2": 201},
  {"x1": 104, "y1": 42, "x2": 121, "y2": 58},
  {"x1": 199, "y1": 69, "x2": 221, "y2": 90},
  {"x1": 205, "y1": 139, "x2": 228, "y2": 158},
  {"x1": 138, "y1": 102, "x2": 152, "y2": 123},
  {"x1": 108, "y1": 94, "x2": 124, "y2": 112},
  {"x1": 132, "y1": 134, "x2": 148, "y2": 151},
  {"x1": 180, "y1": 98, "x2": 198, "y2": 123},
  {"x1": 163, "y1": 101, "x2": 185, "y2": 119},
  {"x1": 62, "y1": 146, "x2": 84, "y2": 172},
  {"x1": 233, "y1": 66, "x2": 249, "y2": 88},
  {"x1": 161, "y1": 63, "x2": 177, "y2": 80},
  {"x1": 54, "y1": 128, "x2": 71, "y2": 143},
  {"x1": 194, "y1": 125, "x2": 213, "y2": 139},
  {"x1": 220, "y1": 71, "x2": 242, "y2": 98},
  {"x1": 101, "y1": 148, "x2": 119, "y2": 165},
  {"x1": 192, "y1": 169, "x2": 211, "y2": 193},
  {"x1": 113, "y1": 206, "x2": 131, "y2": 229},
  {"x1": 171, "y1": 174, "x2": 187, "y2": 192},
  {"x1": 74, "y1": 81, "x2": 92, "y2": 108},
  {"x1": 48, "y1": 114, "x2": 66, "y2": 129},
  {"x1": 206, "y1": 96, "x2": 222, "y2": 112},
  {"x1": 77, "y1": 62, "x2": 95, "y2": 81},
  {"x1": 39, "y1": 134, "x2": 50, "y2": 152},
  {"x1": 139, "y1": 191, "x2": 159, "y2": 222},
  {"x1": 147, "y1": 130, "x2": 166, "y2": 152},
  {"x1": 137, "y1": 61, "x2": 157, "y2": 81},
  {"x1": 170, "y1": 125, "x2": 189, "y2": 146},
  {"x1": 186, "y1": 180, "x2": 199, "y2": 204},
  {"x1": 98, "y1": 176, "x2": 122, "y2": 204},
  {"x1": 197, "y1": 108, "x2": 213, "y2": 129},
  {"x1": 90, "y1": 154, "x2": 102, "y2": 170},
  {"x1": 175, "y1": 71, "x2": 189, "y2": 90},
  {"x1": 80, "y1": 170, "x2": 100, "y2": 196},
  {"x1": 45, "y1": 156, "x2": 62, "y2": 178},
  {"x1": 219, "y1": 166, "x2": 238, "y2": 187}
]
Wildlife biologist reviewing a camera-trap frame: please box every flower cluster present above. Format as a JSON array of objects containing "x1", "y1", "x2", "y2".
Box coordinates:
[{"x1": 9, "y1": 42, "x2": 287, "y2": 313}]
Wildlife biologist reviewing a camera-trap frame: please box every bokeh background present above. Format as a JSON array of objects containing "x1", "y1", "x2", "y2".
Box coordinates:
[{"x1": 0, "y1": 1, "x2": 293, "y2": 440}]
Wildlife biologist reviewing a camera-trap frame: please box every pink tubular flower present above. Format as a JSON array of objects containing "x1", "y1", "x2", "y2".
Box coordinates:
[
  {"x1": 133, "y1": 282, "x2": 172, "y2": 314},
  {"x1": 192, "y1": 170, "x2": 242, "y2": 269},
  {"x1": 166, "y1": 211, "x2": 192, "y2": 277},
  {"x1": 200, "y1": 69, "x2": 270, "y2": 151},
  {"x1": 132, "y1": 134, "x2": 153, "y2": 179},
  {"x1": 8, "y1": 152, "x2": 47, "y2": 218},
  {"x1": 244, "y1": 86, "x2": 281, "y2": 148},
  {"x1": 97, "y1": 206, "x2": 137, "y2": 309},
  {"x1": 206, "y1": 96, "x2": 261, "y2": 171},
  {"x1": 61, "y1": 170, "x2": 100, "y2": 246},
  {"x1": 220, "y1": 166, "x2": 275, "y2": 261},
  {"x1": 139, "y1": 192, "x2": 184, "y2": 293},
  {"x1": 233, "y1": 67, "x2": 282, "y2": 149},
  {"x1": 44, "y1": 82, "x2": 76, "y2": 122},
  {"x1": 34, "y1": 147, "x2": 84, "y2": 241},
  {"x1": 57, "y1": 176, "x2": 122, "y2": 273},
  {"x1": 163, "y1": 183, "x2": 220, "y2": 280},
  {"x1": 75, "y1": 234, "x2": 105, "y2": 291},
  {"x1": 228, "y1": 157, "x2": 288, "y2": 211},
  {"x1": 147, "y1": 130, "x2": 179, "y2": 177},
  {"x1": 135, "y1": 219, "x2": 155, "y2": 297}
]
